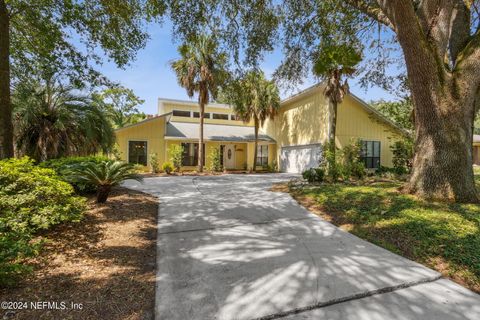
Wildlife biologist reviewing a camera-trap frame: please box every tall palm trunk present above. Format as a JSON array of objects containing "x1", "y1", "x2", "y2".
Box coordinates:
[
  {"x1": 198, "y1": 102, "x2": 205, "y2": 172},
  {"x1": 0, "y1": 0, "x2": 13, "y2": 159},
  {"x1": 329, "y1": 101, "x2": 337, "y2": 155},
  {"x1": 253, "y1": 118, "x2": 259, "y2": 173}
]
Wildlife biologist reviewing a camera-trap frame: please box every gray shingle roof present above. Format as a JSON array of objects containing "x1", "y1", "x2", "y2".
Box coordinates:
[{"x1": 165, "y1": 121, "x2": 276, "y2": 142}]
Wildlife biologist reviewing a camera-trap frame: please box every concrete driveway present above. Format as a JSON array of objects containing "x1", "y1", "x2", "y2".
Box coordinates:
[{"x1": 125, "y1": 174, "x2": 480, "y2": 320}]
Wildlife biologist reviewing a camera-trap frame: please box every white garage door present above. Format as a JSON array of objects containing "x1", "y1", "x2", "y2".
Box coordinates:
[{"x1": 280, "y1": 144, "x2": 323, "y2": 173}]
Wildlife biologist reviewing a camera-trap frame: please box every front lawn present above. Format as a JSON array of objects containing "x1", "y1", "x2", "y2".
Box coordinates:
[{"x1": 284, "y1": 171, "x2": 480, "y2": 293}]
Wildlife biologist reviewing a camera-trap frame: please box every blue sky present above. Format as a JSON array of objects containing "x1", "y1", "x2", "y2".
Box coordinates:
[{"x1": 96, "y1": 22, "x2": 398, "y2": 115}]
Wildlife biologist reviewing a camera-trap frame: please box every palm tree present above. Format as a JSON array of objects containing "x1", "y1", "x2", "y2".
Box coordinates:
[
  {"x1": 226, "y1": 71, "x2": 280, "y2": 172},
  {"x1": 170, "y1": 35, "x2": 228, "y2": 172},
  {"x1": 68, "y1": 160, "x2": 143, "y2": 203},
  {"x1": 313, "y1": 43, "x2": 361, "y2": 158},
  {"x1": 13, "y1": 77, "x2": 115, "y2": 161}
]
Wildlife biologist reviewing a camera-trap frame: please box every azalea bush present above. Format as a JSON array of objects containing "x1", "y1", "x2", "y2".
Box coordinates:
[{"x1": 0, "y1": 157, "x2": 85, "y2": 285}]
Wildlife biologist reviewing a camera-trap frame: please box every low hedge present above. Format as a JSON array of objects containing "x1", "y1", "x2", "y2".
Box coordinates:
[{"x1": 0, "y1": 157, "x2": 86, "y2": 285}]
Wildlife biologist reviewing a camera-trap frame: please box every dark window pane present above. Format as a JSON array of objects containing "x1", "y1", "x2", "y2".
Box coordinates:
[
  {"x1": 181, "y1": 143, "x2": 205, "y2": 166},
  {"x1": 128, "y1": 141, "x2": 147, "y2": 166},
  {"x1": 373, "y1": 141, "x2": 380, "y2": 157},
  {"x1": 193, "y1": 112, "x2": 211, "y2": 118},
  {"x1": 360, "y1": 140, "x2": 381, "y2": 169},
  {"x1": 213, "y1": 113, "x2": 229, "y2": 120},
  {"x1": 173, "y1": 110, "x2": 191, "y2": 117}
]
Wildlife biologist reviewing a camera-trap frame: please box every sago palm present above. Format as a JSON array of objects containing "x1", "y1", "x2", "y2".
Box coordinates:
[
  {"x1": 170, "y1": 35, "x2": 228, "y2": 172},
  {"x1": 313, "y1": 43, "x2": 361, "y2": 158},
  {"x1": 13, "y1": 77, "x2": 115, "y2": 161},
  {"x1": 226, "y1": 71, "x2": 280, "y2": 172},
  {"x1": 68, "y1": 160, "x2": 143, "y2": 203}
]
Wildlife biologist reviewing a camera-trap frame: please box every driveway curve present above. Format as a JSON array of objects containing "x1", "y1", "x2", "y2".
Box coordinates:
[{"x1": 124, "y1": 174, "x2": 480, "y2": 320}]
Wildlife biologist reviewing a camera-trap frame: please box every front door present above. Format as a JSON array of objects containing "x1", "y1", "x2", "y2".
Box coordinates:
[{"x1": 224, "y1": 145, "x2": 235, "y2": 169}]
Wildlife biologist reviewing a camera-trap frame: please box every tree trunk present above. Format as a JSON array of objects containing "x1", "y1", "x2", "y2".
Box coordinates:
[
  {"x1": 96, "y1": 185, "x2": 112, "y2": 203},
  {"x1": 386, "y1": 1, "x2": 479, "y2": 202},
  {"x1": 329, "y1": 101, "x2": 337, "y2": 156},
  {"x1": 0, "y1": 0, "x2": 13, "y2": 159},
  {"x1": 253, "y1": 118, "x2": 259, "y2": 173},
  {"x1": 405, "y1": 90, "x2": 478, "y2": 202},
  {"x1": 198, "y1": 102, "x2": 204, "y2": 172}
]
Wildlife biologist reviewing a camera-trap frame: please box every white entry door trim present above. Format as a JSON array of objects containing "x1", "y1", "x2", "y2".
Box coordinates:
[{"x1": 224, "y1": 145, "x2": 236, "y2": 169}]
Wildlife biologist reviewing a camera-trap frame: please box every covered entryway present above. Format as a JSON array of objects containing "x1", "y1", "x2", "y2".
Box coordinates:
[{"x1": 280, "y1": 143, "x2": 322, "y2": 173}]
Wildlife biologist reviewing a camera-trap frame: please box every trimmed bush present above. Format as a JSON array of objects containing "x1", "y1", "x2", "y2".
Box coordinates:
[
  {"x1": 302, "y1": 167, "x2": 325, "y2": 183},
  {"x1": 150, "y1": 153, "x2": 160, "y2": 173},
  {"x1": 40, "y1": 156, "x2": 109, "y2": 193},
  {"x1": 162, "y1": 162, "x2": 174, "y2": 174},
  {"x1": 169, "y1": 145, "x2": 183, "y2": 172},
  {"x1": 208, "y1": 148, "x2": 223, "y2": 172},
  {"x1": 0, "y1": 157, "x2": 86, "y2": 285}
]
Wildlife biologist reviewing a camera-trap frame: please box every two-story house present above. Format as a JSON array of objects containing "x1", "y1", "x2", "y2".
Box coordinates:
[{"x1": 114, "y1": 83, "x2": 406, "y2": 173}]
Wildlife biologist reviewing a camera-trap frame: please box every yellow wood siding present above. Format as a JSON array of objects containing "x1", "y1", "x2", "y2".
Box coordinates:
[
  {"x1": 262, "y1": 86, "x2": 404, "y2": 168},
  {"x1": 336, "y1": 95, "x2": 402, "y2": 167},
  {"x1": 161, "y1": 101, "x2": 254, "y2": 126},
  {"x1": 115, "y1": 116, "x2": 166, "y2": 169}
]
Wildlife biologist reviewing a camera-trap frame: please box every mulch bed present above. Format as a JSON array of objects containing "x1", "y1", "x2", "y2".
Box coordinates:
[{"x1": 0, "y1": 187, "x2": 158, "y2": 320}]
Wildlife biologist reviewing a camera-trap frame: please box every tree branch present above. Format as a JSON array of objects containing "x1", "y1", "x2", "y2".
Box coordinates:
[
  {"x1": 344, "y1": 0, "x2": 395, "y2": 30},
  {"x1": 456, "y1": 30, "x2": 480, "y2": 85}
]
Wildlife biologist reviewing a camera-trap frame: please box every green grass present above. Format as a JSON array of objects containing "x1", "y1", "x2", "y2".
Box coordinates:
[{"x1": 295, "y1": 171, "x2": 480, "y2": 292}]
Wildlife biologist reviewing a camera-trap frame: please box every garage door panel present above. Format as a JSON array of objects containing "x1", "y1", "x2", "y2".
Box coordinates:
[{"x1": 280, "y1": 144, "x2": 322, "y2": 173}]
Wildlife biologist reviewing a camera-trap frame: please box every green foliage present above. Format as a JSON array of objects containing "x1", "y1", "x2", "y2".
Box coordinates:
[
  {"x1": 313, "y1": 43, "x2": 361, "y2": 77},
  {"x1": 67, "y1": 160, "x2": 143, "y2": 203},
  {"x1": 208, "y1": 148, "x2": 223, "y2": 172},
  {"x1": 12, "y1": 77, "x2": 115, "y2": 161},
  {"x1": 263, "y1": 160, "x2": 278, "y2": 173},
  {"x1": 150, "y1": 153, "x2": 160, "y2": 173},
  {"x1": 370, "y1": 99, "x2": 414, "y2": 132},
  {"x1": 390, "y1": 139, "x2": 414, "y2": 174},
  {"x1": 319, "y1": 140, "x2": 365, "y2": 182},
  {"x1": 302, "y1": 168, "x2": 325, "y2": 183},
  {"x1": 300, "y1": 181, "x2": 480, "y2": 291},
  {"x1": 40, "y1": 156, "x2": 109, "y2": 193},
  {"x1": 224, "y1": 71, "x2": 280, "y2": 125},
  {"x1": 0, "y1": 157, "x2": 85, "y2": 285},
  {"x1": 223, "y1": 71, "x2": 280, "y2": 171},
  {"x1": 169, "y1": 145, "x2": 184, "y2": 172},
  {"x1": 340, "y1": 139, "x2": 366, "y2": 180},
  {"x1": 96, "y1": 86, "x2": 146, "y2": 128},
  {"x1": 162, "y1": 162, "x2": 174, "y2": 174},
  {"x1": 320, "y1": 142, "x2": 341, "y2": 182},
  {"x1": 8, "y1": 0, "x2": 158, "y2": 88},
  {"x1": 171, "y1": 35, "x2": 229, "y2": 172}
]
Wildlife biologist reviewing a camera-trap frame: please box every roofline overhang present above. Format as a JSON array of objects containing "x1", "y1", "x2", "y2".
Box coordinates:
[
  {"x1": 115, "y1": 112, "x2": 172, "y2": 132},
  {"x1": 164, "y1": 136, "x2": 276, "y2": 143}
]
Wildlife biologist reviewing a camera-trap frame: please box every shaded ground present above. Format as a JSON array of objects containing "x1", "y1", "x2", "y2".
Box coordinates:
[
  {"x1": 273, "y1": 176, "x2": 480, "y2": 293},
  {"x1": 125, "y1": 174, "x2": 480, "y2": 320},
  {"x1": 0, "y1": 187, "x2": 158, "y2": 320}
]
